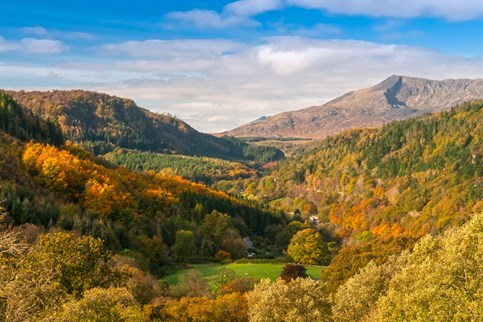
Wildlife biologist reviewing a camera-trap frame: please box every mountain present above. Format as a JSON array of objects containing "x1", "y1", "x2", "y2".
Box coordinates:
[
  {"x1": 5, "y1": 90, "x2": 283, "y2": 162},
  {"x1": 224, "y1": 75, "x2": 483, "y2": 139}
]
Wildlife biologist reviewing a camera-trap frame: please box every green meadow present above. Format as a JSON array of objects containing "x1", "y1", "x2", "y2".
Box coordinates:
[{"x1": 162, "y1": 263, "x2": 325, "y2": 286}]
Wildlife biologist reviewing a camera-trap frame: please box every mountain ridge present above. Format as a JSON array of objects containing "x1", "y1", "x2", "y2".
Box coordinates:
[
  {"x1": 224, "y1": 75, "x2": 483, "y2": 139},
  {"x1": 4, "y1": 89, "x2": 284, "y2": 162}
]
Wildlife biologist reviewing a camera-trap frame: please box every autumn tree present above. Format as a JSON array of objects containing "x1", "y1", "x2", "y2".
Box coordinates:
[
  {"x1": 219, "y1": 277, "x2": 256, "y2": 295},
  {"x1": 220, "y1": 229, "x2": 247, "y2": 259},
  {"x1": 331, "y1": 255, "x2": 407, "y2": 322},
  {"x1": 110, "y1": 255, "x2": 166, "y2": 305},
  {"x1": 247, "y1": 278, "x2": 330, "y2": 322},
  {"x1": 50, "y1": 287, "x2": 148, "y2": 322},
  {"x1": 162, "y1": 292, "x2": 248, "y2": 322},
  {"x1": 287, "y1": 228, "x2": 329, "y2": 265},
  {"x1": 200, "y1": 210, "x2": 232, "y2": 256},
  {"x1": 0, "y1": 209, "x2": 30, "y2": 321},
  {"x1": 279, "y1": 263, "x2": 308, "y2": 282},
  {"x1": 275, "y1": 220, "x2": 306, "y2": 249},
  {"x1": 2, "y1": 232, "x2": 112, "y2": 321},
  {"x1": 172, "y1": 230, "x2": 196, "y2": 261},
  {"x1": 376, "y1": 213, "x2": 483, "y2": 321},
  {"x1": 26, "y1": 232, "x2": 112, "y2": 296}
]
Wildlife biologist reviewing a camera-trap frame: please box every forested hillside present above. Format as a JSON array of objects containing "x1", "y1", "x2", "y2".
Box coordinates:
[
  {"x1": 0, "y1": 124, "x2": 284, "y2": 270},
  {"x1": 5, "y1": 90, "x2": 284, "y2": 162},
  {"x1": 215, "y1": 100, "x2": 482, "y2": 290},
  {"x1": 0, "y1": 92, "x2": 64, "y2": 146},
  {"x1": 104, "y1": 150, "x2": 256, "y2": 185},
  {"x1": 220, "y1": 100, "x2": 482, "y2": 237}
]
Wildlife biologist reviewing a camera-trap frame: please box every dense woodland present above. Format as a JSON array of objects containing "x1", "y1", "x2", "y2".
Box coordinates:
[
  {"x1": 103, "y1": 150, "x2": 256, "y2": 185},
  {"x1": 0, "y1": 92, "x2": 64, "y2": 146},
  {"x1": 0, "y1": 92, "x2": 481, "y2": 321}
]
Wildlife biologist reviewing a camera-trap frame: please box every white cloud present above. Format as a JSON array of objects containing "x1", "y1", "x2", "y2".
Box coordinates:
[
  {"x1": 2, "y1": 37, "x2": 481, "y2": 132},
  {"x1": 0, "y1": 36, "x2": 67, "y2": 53},
  {"x1": 286, "y1": 0, "x2": 483, "y2": 21},
  {"x1": 0, "y1": 36, "x2": 20, "y2": 51},
  {"x1": 270, "y1": 22, "x2": 343, "y2": 37},
  {"x1": 102, "y1": 39, "x2": 244, "y2": 59},
  {"x1": 164, "y1": 9, "x2": 259, "y2": 29},
  {"x1": 21, "y1": 25, "x2": 94, "y2": 40},
  {"x1": 164, "y1": 0, "x2": 285, "y2": 29},
  {"x1": 225, "y1": 0, "x2": 284, "y2": 16},
  {"x1": 19, "y1": 38, "x2": 67, "y2": 53},
  {"x1": 21, "y1": 26, "x2": 49, "y2": 37}
]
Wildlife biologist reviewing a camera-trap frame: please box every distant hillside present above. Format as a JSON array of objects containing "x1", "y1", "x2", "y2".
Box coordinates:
[
  {"x1": 219, "y1": 100, "x2": 483, "y2": 239},
  {"x1": 225, "y1": 75, "x2": 483, "y2": 139},
  {"x1": 103, "y1": 150, "x2": 256, "y2": 185},
  {"x1": 5, "y1": 90, "x2": 284, "y2": 162}
]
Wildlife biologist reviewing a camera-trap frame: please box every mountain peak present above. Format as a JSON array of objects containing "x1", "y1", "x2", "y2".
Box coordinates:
[
  {"x1": 225, "y1": 76, "x2": 483, "y2": 139},
  {"x1": 374, "y1": 75, "x2": 403, "y2": 90}
]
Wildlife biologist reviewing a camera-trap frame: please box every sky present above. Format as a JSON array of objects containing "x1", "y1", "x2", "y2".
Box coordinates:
[{"x1": 1, "y1": 0, "x2": 482, "y2": 132}]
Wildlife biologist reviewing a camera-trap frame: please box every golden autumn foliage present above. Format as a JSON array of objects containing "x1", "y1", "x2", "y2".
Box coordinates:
[
  {"x1": 332, "y1": 212, "x2": 483, "y2": 322},
  {"x1": 247, "y1": 278, "x2": 330, "y2": 322},
  {"x1": 21, "y1": 142, "x2": 241, "y2": 220},
  {"x1": 50, "y1": 287, "x2": 149, "y2": 322},
  {"x1": 161, "y1": 292, "x2": 248, "y2": 322},
  {"x1": 225, "y1": 101, "x2": 482, "y2": 241}
]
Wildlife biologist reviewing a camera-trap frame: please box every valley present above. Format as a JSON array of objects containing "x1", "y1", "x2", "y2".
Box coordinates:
[
  {"x1": 0, "y1": 86, "x2": 481, "y2": 321},
  {"x1": 2, "y1": 1, "x2": 482, "y2": 320}
]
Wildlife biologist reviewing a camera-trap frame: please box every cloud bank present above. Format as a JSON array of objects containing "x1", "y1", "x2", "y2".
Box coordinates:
[{"x1": 3, "y1": 37, "x2": 480, "y2": 132}]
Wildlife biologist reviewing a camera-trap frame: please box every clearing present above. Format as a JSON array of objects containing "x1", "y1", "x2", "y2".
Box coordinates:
[{"x1": 162, "y1": 263, "x2": 325, "y2": 286}]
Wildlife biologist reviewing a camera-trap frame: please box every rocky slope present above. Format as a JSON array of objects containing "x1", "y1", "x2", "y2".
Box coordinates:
[{"x1": 224, "y1": 75, "x2": 483, "y2": 139}]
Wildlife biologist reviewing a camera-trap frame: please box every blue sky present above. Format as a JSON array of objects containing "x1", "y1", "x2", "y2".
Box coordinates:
[{"x1": 1, "y1": 0, "x2": 482, "y2": 132}]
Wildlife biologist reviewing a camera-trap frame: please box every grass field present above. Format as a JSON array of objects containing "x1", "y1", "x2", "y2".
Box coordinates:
[{"x1": 162, "y1": 263, "x2": 325, "y2": 286}]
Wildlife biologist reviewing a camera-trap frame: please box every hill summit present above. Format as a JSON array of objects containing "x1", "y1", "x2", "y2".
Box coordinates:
[
  {"x1": 5, "y1": 90, "x2": 283, "y2": 162},
  {"x1": 224, "y1": 75, "x2": 483, "y2": 139}
]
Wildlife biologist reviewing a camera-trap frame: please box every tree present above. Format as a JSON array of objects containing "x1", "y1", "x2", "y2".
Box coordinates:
[
  {"x1": 376, "y1": 213, "x2": 483, "y2": 321},
  {"x1": 275, "y1": 221, "x2": 305, "y2": 250},
  {"x1": 279, "y1": 263, "x2": 308, "y2": 282},
  {"x1": 331, "y1": 255, "x2": 407, "y2": 322},
  {"x1": 162, "y1": 292, "x2": 248, "y2": 322},
  {"x1": 172, "y1": 230, "x2": 196, "y2": 261},
  {"x1": 220, "y1": 277, "x2": 256, "y2": 295},
  {"x1": 287, "y1": 228, "x2": 329, "y2": 265},
  {"x1": 220, "y1": 229, "x2": 247, "y2": 259},
  {"x1": 22, "y1": 232, "x2": 112, "y2": 296},
  {"x1": 1, "y1": 231, "x2": 113, "y2": 322},
  {"x1": 323, "y1": 236, "x2": 415, "y2": 294},
  {"x1": 50, "y1": 287, "x2": 148, "y2": 322},
  {"x1": 0, "y1": 211, "x2": 31, "y2": 322},
  {"x1": 114, "y1": 260, "x2": 166, "y2": 305},
  {"x1": 200, "y1": 211, "x2": 232, "y2": 256},
  {"x1": 247, "y1": 278, "x2": 330, "y2": 322}
]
